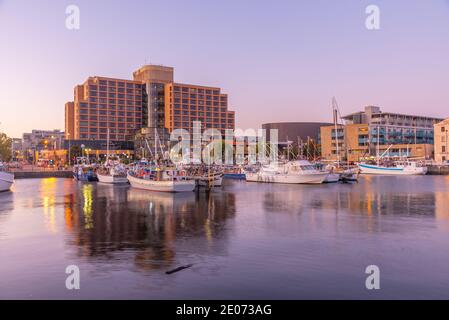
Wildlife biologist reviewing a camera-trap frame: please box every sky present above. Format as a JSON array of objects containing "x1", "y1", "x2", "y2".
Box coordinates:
[{"x1": 1, "y1": 0, "x2": 449, "y2": 138}]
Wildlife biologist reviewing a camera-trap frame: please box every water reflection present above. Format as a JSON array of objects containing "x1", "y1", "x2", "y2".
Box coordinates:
[
  {"x1": 63, "y1": 185, "x2": 236, "y2": 271},
  {"x1": 3, "y1": 176, "x2": 449, "y2": 299},
  {"x1": 0, "y1": 191, "x2": 14, "y2": 214},
  {"x1": 261, "y1": 178, "x2": 438, "y2": 218}
]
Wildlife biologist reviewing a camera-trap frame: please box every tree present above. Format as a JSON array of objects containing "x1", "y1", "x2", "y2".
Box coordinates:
[
  {"x1": 0, "y1": 133, "x2": 12, "y2": 162},
  {"x1": 69, "y1": 145, "x2": 82, "y2": 160}
]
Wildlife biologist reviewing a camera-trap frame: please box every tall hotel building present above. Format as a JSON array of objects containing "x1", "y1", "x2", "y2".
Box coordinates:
[
  {"x1": 65, "y1": 65, "x2": 235, "y2": 153},
  {"x1": 320, "y1": 106, "x2": 443, "y2": 162},
  {"x1": 164, "y1": 83, "x2": 234, "y2": 132},
  {"x1": 65, "y1": 77, "x2": 143, "y2": 143}
]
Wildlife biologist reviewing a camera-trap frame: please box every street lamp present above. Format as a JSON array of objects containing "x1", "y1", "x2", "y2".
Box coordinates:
[{"x1": 67, "y1": 133, "x2": 71, "y2": 166}]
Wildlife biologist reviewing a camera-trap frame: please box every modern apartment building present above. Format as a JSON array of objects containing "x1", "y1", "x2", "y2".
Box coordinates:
[
  {"x1": 65, "y1": 65, "x2": 235, "y2": 154},
  {"x1": 434, "y1": 119, "x2": 449, "y2": 163},
  {"x1": 320, "y1": 106, "x2": 443, "y2": 162}
]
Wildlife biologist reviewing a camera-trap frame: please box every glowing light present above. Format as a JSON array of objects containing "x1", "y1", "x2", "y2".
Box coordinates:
[{"x1": 82, "y1": 184, "x2": 94, "y2": 229}]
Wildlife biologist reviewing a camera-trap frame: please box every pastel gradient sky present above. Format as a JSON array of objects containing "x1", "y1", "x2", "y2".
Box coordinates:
[{"x1": 1, "y1": 0, "x2": 449, "y2": 137}]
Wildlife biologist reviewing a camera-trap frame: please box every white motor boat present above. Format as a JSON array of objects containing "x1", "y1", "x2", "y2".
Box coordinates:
[
  {"x1": 246, "y1": 160, "x2": 328, "y2": 184},
  {"x1": 0, "y1": 164, "x2": 14, "y2": 192},
  {"x1": 127, "y1": 168, "x2": 195, "y2": 193},
  {"x1": 358, "y1": 161, "x2": 427, "y2": 175},
  {"x1": 97, "y1": 165, "x2": 128, "y2": 184}
]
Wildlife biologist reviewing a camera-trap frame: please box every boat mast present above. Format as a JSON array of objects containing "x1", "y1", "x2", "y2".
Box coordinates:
[
  {"x1": 332, "y1": 97, "x2": 340, "y2": 168},
  {"x1": 154, "y1": 127, "x2": 157, "y2": 162},
  {"x1": 377, "y1": 125, "x2": 380, "y2": 165},
  {"x1": 297, "y1": 136, "x2": 300, "y2": 159}
]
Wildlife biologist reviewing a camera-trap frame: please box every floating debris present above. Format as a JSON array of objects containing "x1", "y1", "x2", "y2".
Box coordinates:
[{"x1": 165, "y1": 264, "x2": 193, "y2": 275}]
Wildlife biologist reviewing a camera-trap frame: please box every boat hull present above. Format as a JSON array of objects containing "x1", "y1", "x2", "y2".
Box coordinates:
[
  {"x1": 358, "y1": 164, "x2": 427, "y2": 175},
  {"x1": 73, "y1": 170, "x2": 98, "y2": 181},
  {"x1": 223, "y1": 173, "x2": 246, "y2": 180},
  {"x1": 246, "y1": 172, "x2": 327, "y2": 184},
  {"x1": 127, "y1": 173, "x2": 195, "y2": 192},
  {"x1": 73, "y1": 172, "x2": 98, "y2": 182},
  {"x1": 323, "y1": 173, "x2": 340, "y2": 183},
  {"x1": 198, "y1": 176, "x2": 223, "y2": 187},
  {"x1": 0, "y1": 172, "x2": 14, "y2": 192},
  {"x1": 97, "y1": 173, "x2": 128, "y2": 184}
]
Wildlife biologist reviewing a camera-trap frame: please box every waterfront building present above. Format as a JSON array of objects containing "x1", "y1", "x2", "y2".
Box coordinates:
[
  {"x1": 65, "y1": 65, "x2": 235, "y2": 157},
  {"x1": 22, "y1": 129, "x2": 65, "y2": 152},
  {"x1": 21, "y1": 129, "x2": 65, "y2": 163},
  {"x1": 320, "y1": 106, "x2": 443, "y2": 162},
  {"x1": 261, "y1": 122, "x2": 332, "y2": 159},
  {"x1": 11, "y1": 138, "x2": 23, "y2": 161},
  {"x1": 262, "y1": 122, "x2": 332, "y2": 147},
  {"x1": 434, "y1": 118, "x2": 449, "y2": 163}
]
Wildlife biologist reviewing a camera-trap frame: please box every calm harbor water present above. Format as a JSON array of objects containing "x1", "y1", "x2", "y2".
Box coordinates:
[{"x1": 1, "y1": 176, "x2": 449, "y2": 299}]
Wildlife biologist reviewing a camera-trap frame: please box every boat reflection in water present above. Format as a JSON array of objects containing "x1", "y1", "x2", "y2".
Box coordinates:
[{"x1": 63, "y1": 183, "x2": 236, "y2": 271}]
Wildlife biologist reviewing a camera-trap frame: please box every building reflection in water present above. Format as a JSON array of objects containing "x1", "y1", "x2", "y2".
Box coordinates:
[
  {"x1": 40, "y1": 178, "x2": 58, "y2": 234},
  {"x1": 434, "y1": 176, "x2": 449, "y2": 221},
  {"x1": 63, "y1": 184, "x2": 236, "y2": 271},
  {"x1": 262, "y1": 176, "x2": 440, "y2": 234}
]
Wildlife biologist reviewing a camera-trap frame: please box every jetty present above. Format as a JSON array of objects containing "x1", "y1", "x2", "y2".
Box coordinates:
[
  {"x1": 426, "y1": 165, "x2": 449, "y2": 175},
  {"x1": 9, "y1": 166, "x2": 73, "y2": 179}
]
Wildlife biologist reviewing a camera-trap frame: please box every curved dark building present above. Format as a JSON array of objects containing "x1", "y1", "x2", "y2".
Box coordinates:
[{"x1": 262, "y1": 122, "x2": 333, "y2": 146}]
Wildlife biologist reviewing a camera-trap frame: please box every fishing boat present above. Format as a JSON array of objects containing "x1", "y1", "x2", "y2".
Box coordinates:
[
  {"x1": 358, "y1": 160, "x2": 427, "y2": 175},
  {"x1": 183, "y1": 165, "x2": 224, "y2": 188},
  {"x1": 72, "y1": 157, "x2": 98, "y2": 181},
  {"x1": 246, "y1": 160, "x2": 328, "y2": 184},
  {"x1": 197, "y1": 170, "x2": 224, "y2": 187},
  {"x1": 127, "y1": 167, "x2": 195, "y2": 193},
  {"x1": 0, "y1": 163, "x2": 14, "y2": 192},
  {"x1": 97, "y1": 129, "x2": 129, "y2": 184},
  {"x1": 97, "y1": 165, "x2": 128, "y2": 184},
  {"x1": 73, "y1": 165, "x2": 98, "y2": 181}
]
